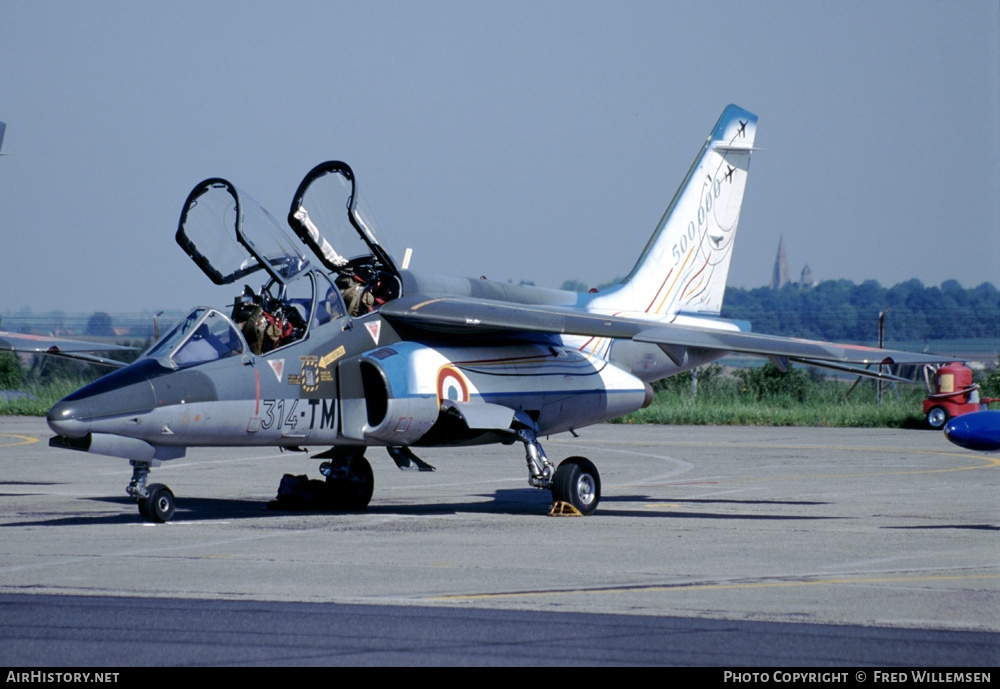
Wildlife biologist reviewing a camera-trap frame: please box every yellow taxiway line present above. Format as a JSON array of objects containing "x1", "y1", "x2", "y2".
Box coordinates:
[{"x1": 0, "y1": 433, "x2": 40, "y2": 448}]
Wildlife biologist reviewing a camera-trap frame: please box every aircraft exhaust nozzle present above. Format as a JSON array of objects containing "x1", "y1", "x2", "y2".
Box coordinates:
[{"x1": 643, "y1": 382, "x2": 655, "y2": 409}]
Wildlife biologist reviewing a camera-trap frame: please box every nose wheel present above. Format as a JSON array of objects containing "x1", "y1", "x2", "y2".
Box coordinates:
[
  {"x1": 138, "y1": 483, "x2": 176, "y2": 523},
  {"x1": 128, "y1": 461, "x2": 177, "y2": 523}
]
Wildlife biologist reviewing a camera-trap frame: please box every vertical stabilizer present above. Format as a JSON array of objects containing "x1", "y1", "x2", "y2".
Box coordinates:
[
  {"x1": 0, "y1": 121, "x2": 6, "y2": 156},
  {"x1": 590, "y1": 105, "x2": 756, "y2": 318}
]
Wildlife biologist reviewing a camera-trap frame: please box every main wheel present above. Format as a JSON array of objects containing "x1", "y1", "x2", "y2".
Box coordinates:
[
  {"x1": 551, "y1": 457, "x2": 601, "y2": 515},
  {"x1": 327, "y1": 455, "x2": 374, "y2": 510},
  {"x1": 927, "y1": 405, "x2": 950, "y2": 429},
  {"x1": 138, "y1": 483, "x2": 176, "y2": 523}
]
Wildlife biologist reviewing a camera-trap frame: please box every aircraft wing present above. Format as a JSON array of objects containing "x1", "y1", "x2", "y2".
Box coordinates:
[
  {"x1": 0, "y1": 331, "x2": 136, "y2": 368},
  {"x1": 380, "y1": 295, "x2": 953, "y2": 380},
  {"x1": 382, "y1": 295, "x2": 649, "y2": 339}
]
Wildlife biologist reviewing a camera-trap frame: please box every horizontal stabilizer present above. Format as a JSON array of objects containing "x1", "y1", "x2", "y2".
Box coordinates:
[
  {"x1": 42, "y1": 351, "x2": 133, "y2": 368},
  {"x1": 0, "y1": 332, "x2": 135, "y2": 368}
]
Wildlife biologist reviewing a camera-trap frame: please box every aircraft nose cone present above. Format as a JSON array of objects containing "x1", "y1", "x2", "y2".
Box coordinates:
[
  {"x1": 47, "y1": 399, "x2": 91, "y2": 438},
  {"x1": 944, "y1": 411, "x2": 1000, "y2": 453},
  {"x1": 944, "y1": 419, "x2": 963, "y2": 441},
  {"x1": 44, "y1": 359, "x2": 163, "y2": 439}
]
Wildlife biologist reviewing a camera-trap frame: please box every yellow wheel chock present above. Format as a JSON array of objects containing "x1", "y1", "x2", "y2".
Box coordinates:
[{"x1": 548, "y1": 501, "x2": 583, "y2": 516}]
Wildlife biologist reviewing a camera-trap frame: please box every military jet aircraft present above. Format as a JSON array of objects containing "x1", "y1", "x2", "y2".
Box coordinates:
[{"x1": 14, "y1": 105, "x2": 952, "y2": 522}]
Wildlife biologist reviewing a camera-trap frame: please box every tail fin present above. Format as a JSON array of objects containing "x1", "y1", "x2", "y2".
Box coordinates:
[{"x1": 590, "y1": 105, "x2": 756, "y2": 318}]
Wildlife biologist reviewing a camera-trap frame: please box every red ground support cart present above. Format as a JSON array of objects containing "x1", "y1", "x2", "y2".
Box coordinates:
[{"x1": 923, "y1": 362, "x2": 998, "y2": 429}]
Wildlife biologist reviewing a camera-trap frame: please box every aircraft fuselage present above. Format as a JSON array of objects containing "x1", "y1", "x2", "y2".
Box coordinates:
[{"x1": 47, "y1": 284, "x2": 667, "y2": 460}]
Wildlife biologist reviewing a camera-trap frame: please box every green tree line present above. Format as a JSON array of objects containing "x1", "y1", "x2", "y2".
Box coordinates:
[
  {"x1": 561, "y1": 277, "x2": 999, "y2": 342},
  {"x1": 720, "y1": 279, "x2": 998, "y2": 342}
]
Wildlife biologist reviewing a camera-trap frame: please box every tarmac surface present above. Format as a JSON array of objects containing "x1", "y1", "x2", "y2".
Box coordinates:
[{"x1": 0, "y1": 416, "x2": 997, "y2": 666}]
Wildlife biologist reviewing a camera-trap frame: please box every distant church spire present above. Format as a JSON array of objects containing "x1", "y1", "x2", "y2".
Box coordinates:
[{"x1": 771, "y1": 234, "x2": 789, "y2": 289}]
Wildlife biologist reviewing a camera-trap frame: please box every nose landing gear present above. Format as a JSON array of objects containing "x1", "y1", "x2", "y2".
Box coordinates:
[{"x1": 128, "y1": 461, "x2": 176, "y2": 523}]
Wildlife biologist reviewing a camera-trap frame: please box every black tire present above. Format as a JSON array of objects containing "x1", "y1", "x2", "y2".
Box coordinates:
[
  {"x1": 327, "y1": 456, "x2": 374, "y2": 510},
  {"x1": 927, "y1": 405, "x2": 950, "y2": 429},
  {"x1": 138, "y1": 483, "x2": 176, "y2": 523},
  {"x1": 551, "y1": 457, "x2": 601, "y2": 516}
]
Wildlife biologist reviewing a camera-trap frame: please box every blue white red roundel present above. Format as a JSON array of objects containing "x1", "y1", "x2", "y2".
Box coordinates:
[{"x1": 436, "y1": 366, "x2": 469, "y2": 404}]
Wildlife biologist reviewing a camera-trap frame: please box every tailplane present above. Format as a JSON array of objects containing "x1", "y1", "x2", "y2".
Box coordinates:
[{"x1": 589, "y1": 105, "x2": 757, "y2": 318}]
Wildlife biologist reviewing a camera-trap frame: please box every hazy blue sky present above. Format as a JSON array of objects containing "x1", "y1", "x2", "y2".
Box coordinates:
[{"x1": 1, "y1": 0, "x2": 997, "y2": 314}]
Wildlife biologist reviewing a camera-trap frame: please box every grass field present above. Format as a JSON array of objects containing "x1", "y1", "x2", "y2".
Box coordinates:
[
  {"x1": 0, "y1": 378, "x2": 90, "y2": 417},
  {"x1": 619, "y1": 387, "x2": 929, "y2": 427},
  {"x1": 614, "y1": 362, "x2": 939, "y2": 427}
]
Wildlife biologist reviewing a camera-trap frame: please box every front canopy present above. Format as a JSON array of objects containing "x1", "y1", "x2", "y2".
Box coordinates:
[
  {"x1": 176, "y1": 179, "x2": 311, "y2": 287},
  {"x1": 144, "y1": 308, "x2": 245, "y2": 369}
]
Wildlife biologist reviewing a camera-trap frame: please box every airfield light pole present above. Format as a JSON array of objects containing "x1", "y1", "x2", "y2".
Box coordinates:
[{"x1": 878, "y1": 308, "x2": 890, "y2": 405}]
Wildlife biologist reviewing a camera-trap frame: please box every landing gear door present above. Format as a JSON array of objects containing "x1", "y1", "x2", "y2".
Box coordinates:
[
  {"x1": 288, "y1": 161, "x2": 398, "y2": 278},
  {"x1": 177, "y1": 178, "x2": 311, "y2": 287}
]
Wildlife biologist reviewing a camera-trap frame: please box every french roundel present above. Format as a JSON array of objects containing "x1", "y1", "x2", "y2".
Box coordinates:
[{"x1": 437, "y1": 366, "x2": 469, "y2": 404}]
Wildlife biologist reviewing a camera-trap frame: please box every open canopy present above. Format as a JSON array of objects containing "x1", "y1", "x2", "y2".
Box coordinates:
[
  {"x1": 176, "y1": 179, "x2": 311, "y2": 287},
  {"x1": 287, "y1": 161, "x2": 397, "y2": 278}
]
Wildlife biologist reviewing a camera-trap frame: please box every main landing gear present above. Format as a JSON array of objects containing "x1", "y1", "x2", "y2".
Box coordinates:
[
  {"x1": 317, "y1": 448, "x2": 375, "y2": 510},
  {"x1": 518, "y1": 429, "x2": 601, "y2": 515},
  {"x1": 128, "y1": 461, "x2": 176, "y2": 523},
  {"x1": 266, "y1": 450, "x2": 374, "y2": 512},
  {"x1": 126, "y1": 437, "x2": 598, "y2": 520}
]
